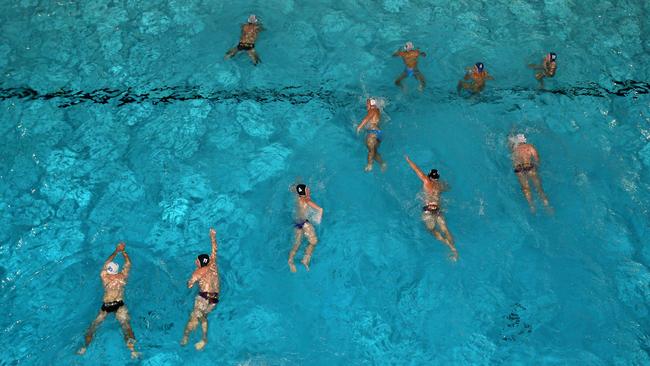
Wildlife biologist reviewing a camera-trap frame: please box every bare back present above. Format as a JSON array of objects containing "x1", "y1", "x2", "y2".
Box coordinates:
[
  {"x1": 240, "y1": 23, "x2": 260, "y2": 44},
  {"x1": 193, "y1": 264, "x2": 219, "y2": 293},
  {"x1": 101, "y1": 273, "x2": 127, "y2": 302},
  {"x1": 295, "y1": 197, "x2": 310, "y2": 221},
  {"x1": 422, "y1": 179, "x2": 443, "y2": 206},
  {"x1": 513, "y1": 143, "x2": 538, "y2": 167},
  {"x1": 364, "y1": 108, "x2": 381, "y2": 129}
]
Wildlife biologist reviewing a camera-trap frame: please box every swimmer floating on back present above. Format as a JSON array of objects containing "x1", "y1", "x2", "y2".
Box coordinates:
[
  {"x1": 356, "y1": 98, "x2": 386, "y2": 172},
  {"x1": 393, "y1": 41, "x2": 427, "y2": 91},
  {"x1": 528, "y1": 52, "x2": 557, "y2": 88},
  {"x1": 78, "y1": 242, "x2": 139, "y2": 359},
  {"x1": 509, "y1": 134, "x2": 550, "y2": 213},
  {"x1": 288, "y1": 184, "x2": 324, "y2": 272},
  {"x1": 457, "y1": 62, "x2": 494, "y2": 94},
  {"x1": 225, "y1": 14, "x2": 264, "y2": 65},
  {"x1": 181, "y1": 228, "x2": 221, "y2": 351},
  {"x1": 404, "y1": 155, "x2": 458, "y2": 261}
]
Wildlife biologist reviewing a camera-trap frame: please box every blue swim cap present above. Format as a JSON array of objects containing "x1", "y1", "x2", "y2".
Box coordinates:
[{"x1": 475, "y1": 62, "x2": 484, "y2": 72}]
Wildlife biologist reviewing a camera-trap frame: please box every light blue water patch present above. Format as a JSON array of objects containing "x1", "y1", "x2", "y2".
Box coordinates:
[{"x1": 1, "y1": 0, "x2": 649, "y2": 365}]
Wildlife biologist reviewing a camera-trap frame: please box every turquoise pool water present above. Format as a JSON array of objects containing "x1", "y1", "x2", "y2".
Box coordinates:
[{"x1": 1, "y1": 0, "x2": 649, "y2": 365}]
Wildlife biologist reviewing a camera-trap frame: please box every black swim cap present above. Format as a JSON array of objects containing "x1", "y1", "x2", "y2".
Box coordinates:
[
  {"x1": 428, "y1": 169, "x2": 440, "y2": 180},
  {"x1": 296, "y1": 184, "x2": 307, "y2": 196},
  {"x1": 549, "y1": 52, "x2": 557, "y2": 61},
  {"x1": 197, "y1": 254, "x2": 210, "y2": 267},
  {"x1": 475, "y1": 62, "x2": 484, "y2": 72}
]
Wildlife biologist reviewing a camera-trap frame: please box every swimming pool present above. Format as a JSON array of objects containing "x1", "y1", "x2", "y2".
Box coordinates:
[{"x1": 1, "y1": 0, "x2": 649, "y2": 364}]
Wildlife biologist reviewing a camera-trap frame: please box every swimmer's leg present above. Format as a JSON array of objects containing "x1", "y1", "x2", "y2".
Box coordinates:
[
  {"x1": 364, "y1": 134, "x2": 378, "y2": 172},
  {"x1": 373, "y1": 143, "x2": 387, "y2": 172},
  {"x1": 414, "y1": 70, "x2": 426, "y2": 91},
  {"x1": 301, "y1": 223, "x2": 318, "y2": 271},
  {"x1": 516, "y1": 173, "x2": 535, "y2": 213},
  {"x1": 225, "y1": 46, "x2": 239, "y2": 59},
  {"x1": 78, "y1": 310, "x2": 108, "y2": 355},
  {"x1": 394, "y1": 71, "x2": 408, "y2": 90},
  {"x1": 116, "y1": 307, "x2": 139, "y2": 358},
  {"x1": 529, "y1": 170, "x2": 550, "y2": 209},
  {"x1": 423, "y1": 213, "x2": 446, "y2": 245},
  {"x1": 288, "y1": 229, "x2": 303, "y2": 272},
  {"x1": 195, "y1": 316, "x2": 208, "y2": 351},
  {"x1": 436, "y1": 215, "x2": 458, "y2": 261},
  {"x1": 181, "y1": 299, "x2": 201, "y2": 346},
  {"x1": 247, "y1": 49, "x2": 261, "y2": 65}
]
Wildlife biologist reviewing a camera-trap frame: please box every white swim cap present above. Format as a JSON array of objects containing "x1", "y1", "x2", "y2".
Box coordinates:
[
  {"x1": 404, "y1": 41, "x2": 414, "y2": 51},
  {"x1": 368, "y1": 98, "x2": 377, "y2": 106},
  {"x1": 106, "y1": 262, "x2": 119, "y2": 274},
  {"x1": 516, "y1": 134, "x2": 527, "y2": 144},
  {"x1": 248, "y1": 14, "x2": 258, "y2": 23}
]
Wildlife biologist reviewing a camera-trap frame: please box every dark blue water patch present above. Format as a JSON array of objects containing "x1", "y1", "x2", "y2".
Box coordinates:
[
  {"x1": 501, "y1": 303, "x2": 532, "y2": 342},
  {"x1": 0, "y1": 80, "x2": 648, "y2": 108}
]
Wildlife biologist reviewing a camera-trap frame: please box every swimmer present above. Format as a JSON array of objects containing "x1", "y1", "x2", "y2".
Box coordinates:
[
  {"x1": 393, "y1": 41, "x2": 427, "y2": 91},
  {"x1": 509, "y1": 134, "x2": 550, "y2": 213},
  {"x1": 457, "y1": 62, "x2": 494, "y2": 94},
  {"x1": 181, "y1": 228, "x2": 221, "y2": 351},
  {"x1": 77, "y1": 242, "x2": 139, "y2": 359},
  {"x1": 404, "y1": 155, "x2": 458, "y2": 261},
  {"x1": 288, "y1": 184, "x2": 324, "y2": 272},
  {"x1": 356, "y1": 98, "x2": 386, "y2": 172},
  {"x1": 225, "y1": 14, "x2": 264, "y2": 65},
  {"x1": 528, "y1": 52, "x2": 557, "y2": 88}
]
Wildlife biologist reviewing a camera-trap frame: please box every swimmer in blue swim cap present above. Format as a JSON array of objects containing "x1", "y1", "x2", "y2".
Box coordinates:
[
  {"x1": 78, "y1": 242, "x2": 139, "y2": 359},
  {"x1": 404, "y1": 155, "x2": 458, "y2": 261},
  {"x1": 356, "y1": 98, "x2": 387, "y2": 172},
  {"x1": 528, "y1": 52, "x2": 557, "y2": 88},
  {"x1": 225, "y1": 14, "x2": 264, "y2": 65},
  {"x1": 393, "y1": 41, "x2": 427, "y2": 91},
  {"x1": 181, "y1": 228, "x2": 221, "y2": 351},
  {"x1": 457, "y1": 61, "x2": 494, "y2": 94},
  {"x1": 288, "y1": 184, "x2": 324, "y2": 272}
]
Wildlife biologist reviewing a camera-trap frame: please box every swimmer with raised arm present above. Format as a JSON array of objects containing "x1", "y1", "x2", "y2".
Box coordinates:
[
  {"x1": 356, "y1": 98, "x2": 386, "y2": 172},
  {"x1": 288, "y1": 184, "x2": 324, "y2": 272},
  {"x1": 457, "y1": 62, "x2": 494, "y2": 94},
  {"x1": 528, "y1": 52, "x2": 557, "y2": 88},
  {"x1": 78, "y1": 242, "x2": 138, "y2": 359},
  {"x1": 225, "y1": 14, "x2": 263, "y2": 65},
  {"x1": 509, "y1": 134, "x2": 550, "y2": 213},
  {"x1": 393, "y1": 41, "x2": 427, "y2": 91},
  {"x1": 181, "y1": 228, "x2": 221, "y2": 351},
  {"x1": 404, "y1": 155, "x2": 458, "y2": 261}
]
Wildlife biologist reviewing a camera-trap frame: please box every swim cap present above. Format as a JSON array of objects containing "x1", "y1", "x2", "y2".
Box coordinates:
[
  {"x1": 296, "y1": 184, "x2": 307, "y2": 196},
  {"x1": 368, "y1": 98, "x2": 377, "y2": 106},
  {"x1": 428, "y1": 169, "x2": 440, "y2": 180},
  {"x1": 475, "y1": 62, "x2": 484, "y2": 72},
  {"x1": 197, "y1": 254, "x2": 210, "y2": 267},
  {"x1": 549, "y1": 52, "x2": 557, "y2": 61},
  {"x1": 106, "y1": 262, "x2": 119, "y2": 274},
  {"x1": 248, "y1": 14, "x2": 258, "y2": 24},
  {"x1": 516, "y1": 134, "x2": 527, "y2": 144},
  {"x1": 404, "y1": 41, "x2": 414, "y2": 51}
]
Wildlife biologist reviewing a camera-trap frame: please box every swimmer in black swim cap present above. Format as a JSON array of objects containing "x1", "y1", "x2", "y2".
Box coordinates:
[
  {"x1": 404, "y1": 155, "x2": 458, "y2": 261},
  {"x1": 78, "y1": 242, "x2": 139, "y2": 359},
  {"x1": 457, "y1": 61, "x2": 494, "y2": 95},
  {"x1": 288, "y1": 183, "x2": 324, "y2": 272},
  {"x1": 528, "y1": 52, "x2": 557, "y2": 88},
  {"x1": 181, "y1": 228, "x2": 221, "y2": 351}
]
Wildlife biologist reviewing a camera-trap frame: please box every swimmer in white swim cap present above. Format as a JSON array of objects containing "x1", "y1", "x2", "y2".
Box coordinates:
[
  {"x1": 78, "y1": 242, "x2": 139, "y2": 359},
  {"x1": 225, "y1": 14, "x2": 264, "y2": 65},
  {"x1": 509, "y1": 133, "x2": 551, "y2": 213},
  {"x1": 288, "y1": 184, "x2": 324, "y2": 273},
  {"x1": 528, "y1": 52, "x2": 557, "y2": 88},
  {"x1": 181, "y1": 228, "x2": 222, "y2": 351},
  {"x1": 356, "y1": 98, "x2": 387, "y2": 172},
  {"x1": 393, "y1": 41, "x2": 427, "y2": 91}
]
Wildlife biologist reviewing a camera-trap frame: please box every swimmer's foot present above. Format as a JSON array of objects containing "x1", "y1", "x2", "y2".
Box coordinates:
[
  {"x1": 418, "y1": 84, "x2": 425, "y2": 92},
  {"x1": 180, "y1": 336, "x2": 189, "y2": 346},
  {"x1": 288, "y1": 260, "x2": 297, "y2": 273},
  {"x1": 364, "y1": 164, "x2": 373, "y2": 172},
  {"x1": 381, "y1": 163, "x2": 387, "y2": 172},
  {"x1": 449, "y1": 250, "x2": 459, "y2": 262},
  {"x1": 131, "y1": 351, "x2": 140, "y2": 359},
  {"x1": 301, "y1": 257, "x2": 311, "y2": 271},
  {"x1": 77, "y1": 347, "x2": 86, "y2": 355},
  {"x1": 195, "y1": 340, "x2": 206, "y2": 351}
]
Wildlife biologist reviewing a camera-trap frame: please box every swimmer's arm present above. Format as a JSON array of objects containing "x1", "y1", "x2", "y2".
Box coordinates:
[
  {"x1": 121, "y1": 250, "x2": 131, "y2": 278},
  {"x1": 485, "y1": 72, "x2": 494, "y2": 80},
  {"x1": 187, "y1": 271, "x2": 200, "y2": 288},
  {"x1": 393, "y1": 50, "x2": 404, "y2": 57},
  {"x1": 404, "y1": 155, "x2": 428, "y2": 183},
  {"x1": 209, "y1": 228, "x2": 218, "y2": 264},
  {"x1": 307, "y1": 200, "x2": 323, "y2": 215},
  {"x1": 532, "y1": 149, "x2": 541, "y2": 165},
  {"x1": 356, "y1": 114, "x2": 370, "y2": 133}
]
